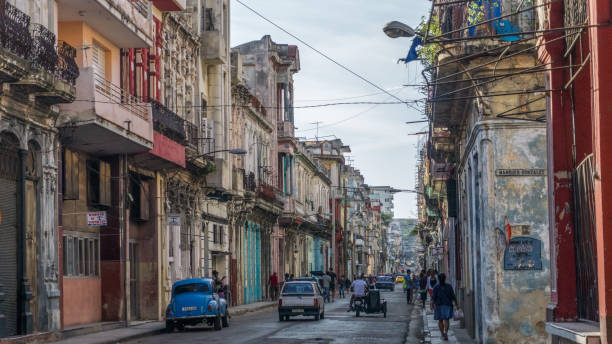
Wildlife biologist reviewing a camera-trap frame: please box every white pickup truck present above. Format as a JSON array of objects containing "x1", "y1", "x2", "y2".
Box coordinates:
[{"x1": 278, "y1": 281, "x2": 325, "y2": 321}]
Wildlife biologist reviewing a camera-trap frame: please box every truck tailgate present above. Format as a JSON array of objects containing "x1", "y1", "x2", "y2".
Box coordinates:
[{"x1": 282, "y1": 295, "x2": 314, "y2": 307}]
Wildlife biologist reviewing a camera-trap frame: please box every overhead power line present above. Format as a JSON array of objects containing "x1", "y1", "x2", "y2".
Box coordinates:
[
  {"x1": 71, "y1": 99, "x2": 421, "y2": 110},
  {"x1": 295, "y1": 86, "x2": 406, "y2": 103},
  {"x1": 233, "y1": 0, "x2": 421, "y2": 113}
]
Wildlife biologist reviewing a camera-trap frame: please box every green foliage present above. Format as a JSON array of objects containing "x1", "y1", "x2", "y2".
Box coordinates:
[
  {"x1": 416, "y1": 15, "x2": 443, "y2": 68},
  {"x1": 381, "y1": 212, "x2": 394, "y2": 227}
]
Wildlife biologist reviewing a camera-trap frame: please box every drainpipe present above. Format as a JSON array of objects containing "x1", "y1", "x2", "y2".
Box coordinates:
[
  {"x1": 17, "y1": 149, "x2": 32, "y2": 335},
  {"x1": 122, "y1": 154, "x2": 129, "y2": 326}
]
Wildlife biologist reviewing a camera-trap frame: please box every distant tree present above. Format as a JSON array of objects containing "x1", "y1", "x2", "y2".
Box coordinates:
[{"x1": 381, "y1": 212, "x2": 394, "y2": 228}]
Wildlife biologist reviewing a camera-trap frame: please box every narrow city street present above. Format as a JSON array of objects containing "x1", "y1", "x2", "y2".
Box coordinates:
[{"x1": 126, "y1": 287, "x2": 422, "y2": 344}]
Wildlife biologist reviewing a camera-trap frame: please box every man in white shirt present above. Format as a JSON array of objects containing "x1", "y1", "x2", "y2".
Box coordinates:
[{"x1": 348, "y1": 275, "x2": 368, "y2": 311}]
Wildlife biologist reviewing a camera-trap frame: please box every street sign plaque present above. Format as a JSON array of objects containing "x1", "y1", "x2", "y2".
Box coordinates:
[{"x1": 503, "y1": 237, "x2": 542, "y2": 270}]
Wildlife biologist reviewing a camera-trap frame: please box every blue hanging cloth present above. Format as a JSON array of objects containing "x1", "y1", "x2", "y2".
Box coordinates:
[{"x1": 402, "y1": 36, "x2": 422, "y2": 63}]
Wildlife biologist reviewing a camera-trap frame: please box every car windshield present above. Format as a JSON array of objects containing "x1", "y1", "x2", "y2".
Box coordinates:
[
  {"x1": 378, "y1": 276, "x2": 392, "y2": 282},
  {"x1": 283, "y1": 283, "x2": 314, "y2": 295},
  {"x1": 174, "y1": 283, "x2": 210, "y2": 296}
]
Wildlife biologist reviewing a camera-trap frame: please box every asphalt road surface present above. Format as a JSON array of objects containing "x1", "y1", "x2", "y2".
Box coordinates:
[{"x1": 126, "y1": 284, "x2": 425, "y2": 344}]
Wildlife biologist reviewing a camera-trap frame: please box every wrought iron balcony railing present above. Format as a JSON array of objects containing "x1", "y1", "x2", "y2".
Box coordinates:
[
  {"x1": 184, "y1": 121, "x2": 200, "y2": 151},
  {"x1": 150, "y1": 99, "x2": 186, "y2": 144},
  {"x1": 131, "y1": 0, "x2": 149, "y2": 17},
  {"x1": 1, "y1": 0, "x2": 31, "y2": 58},
  {"x1": 94, "y1": 72, "x2": 148, "y2": 119},
  {"x1": 244, "y1": 171, "x2": 256, "y2": 192},
  {"x1": 56, "y1": 41, "x2": 79, "y2": 85},
  {"x1": 0, "y1": 0, "x2": 78, "y2": 84},
  {"x1": 30, "y1": 23, "x2": 57, "y2": 73}
]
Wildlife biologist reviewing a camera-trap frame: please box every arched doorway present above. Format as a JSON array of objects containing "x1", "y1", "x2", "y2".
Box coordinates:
[{"x1": 0, "y1": 132, "x2": 20, "y2": 336}]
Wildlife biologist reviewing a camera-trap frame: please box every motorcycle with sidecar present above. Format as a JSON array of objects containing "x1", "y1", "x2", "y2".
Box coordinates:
[{"x1": 353, "y1": 289, "x2": 387, "y2": 318}]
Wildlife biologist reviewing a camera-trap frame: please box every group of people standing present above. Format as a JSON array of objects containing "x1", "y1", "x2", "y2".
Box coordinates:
[
  {"x1": 268, "y1": 269, "x2": 352, "y2": 303},
  {"x1": 402, "y1": 269, "x2": 457, "y2": 341}
]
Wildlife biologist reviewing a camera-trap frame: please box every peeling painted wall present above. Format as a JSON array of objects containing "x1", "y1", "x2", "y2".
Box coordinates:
[{"x1": 459, "y1": 121, "x2": 549, "y2": 343}]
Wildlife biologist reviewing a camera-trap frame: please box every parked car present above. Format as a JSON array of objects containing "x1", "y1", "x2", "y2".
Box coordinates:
[
  {"x1": 375, "y1": 276, "x2": 395, "y2": 291},
  {"x1": 165, "y1": 278, "x2": 229, "y2": 332},
  {"x1": 278, "y1": 281, "x2": 325, "y2": 321},
  {"x1": 395, "y1": 275, "x2": 405, "y2": 283}
]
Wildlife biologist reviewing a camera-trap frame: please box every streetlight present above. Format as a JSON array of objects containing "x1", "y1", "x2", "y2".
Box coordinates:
[
  {"x1": 383, "y1": 21, "x2": 416, "y2": 38},
  {"x1": 187, "y1": 148, "x2": 247, "y2": 160}
]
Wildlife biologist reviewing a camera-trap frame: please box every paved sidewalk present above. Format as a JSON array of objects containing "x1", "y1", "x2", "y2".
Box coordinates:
[
  {"x1": 422, "y1": 309, "x2": 475, "y2": 344},
  {"x1": 49, "y1": 301, "x2": 276, "y2": 344}
]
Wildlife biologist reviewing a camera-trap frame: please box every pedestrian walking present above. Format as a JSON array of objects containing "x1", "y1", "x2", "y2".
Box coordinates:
[
  {"x1": 328, "y1": 268, "x2": 337, "y2": 302},
  {"x1": 419, "y1": 270, "x2": 428, "y2": 309},
  {"x1": 269, "y1": 272, "x2": 279, "y2": 301},
  {"x1": 431, "y1": 273, "x2": 457, "y2": 341},
  {"x1": 321, "y1": 273, "x2": 332, "y2": 303},
  {"x1": 338, "y1": 275, "x2": 346, "y2": 298},
  {"x1": 427, "y1": 269, "x2": 437, "y2": 298},
  {"x1": 405, "y1": 270, "x2": 413, "y2": 304}
]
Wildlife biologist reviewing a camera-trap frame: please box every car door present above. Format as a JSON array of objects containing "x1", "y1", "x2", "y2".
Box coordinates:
[{"x1": 315, "y1": 283, "x2": 324, "y2": 312}]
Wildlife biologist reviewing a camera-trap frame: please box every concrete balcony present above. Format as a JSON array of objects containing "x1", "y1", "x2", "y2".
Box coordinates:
[
  {"x1": 0, "y1": 3, "x2": 78, "y2": 105},
  {"x1": 277, "y1": 121, "x2": 294, "y2": 139},
  {"x1": 59, "y1": 67, "x2": 153, "y2": 155},
  {"x1": 200, "y1": 30, "x2": 228, "y2": 65},
  {"x1": 149, "y1": 0, "x2": 186, "y2": 11},
  {"x1": 57, "y1": 0, "x2": 153, "y2": 48}
]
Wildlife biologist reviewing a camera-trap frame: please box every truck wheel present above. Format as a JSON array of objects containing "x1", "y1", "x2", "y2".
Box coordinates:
[
  {"x1": 214, "y1": 315, "x2": 222, "y2": 330},
  {"x1": 222, "y1": 313, "x2": 229, "y2": 327},
  {"x1": 165, "y1": 321, "x2": 174, "y2": 333}
]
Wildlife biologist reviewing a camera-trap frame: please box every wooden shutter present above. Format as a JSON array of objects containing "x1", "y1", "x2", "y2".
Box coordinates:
[
  {"x1": 63, "y1": 149, "x2": 79, "y2": 200},
  {"x1": 138, "y1": 182, "x2": 150, "y2": 221},
  {"x1": 92, "y1": 43, "x2": 106, "y2": 77},
  {"x1": 99, "y1": 161, "x2": 111, "y2": 207}
]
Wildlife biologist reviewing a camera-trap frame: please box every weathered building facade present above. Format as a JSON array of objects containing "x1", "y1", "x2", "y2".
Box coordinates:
[
  {"x1": 0, "y1": 0, "x2": 79, "y2": 336},
  {"x1": 234, "y1": 35, "x2": 300, "y2": 288},
  {"x1": 415, "y1": 1, "x2": 551, "y2": 342},
  {"x1": 537, "y1": 0, "x2": 612, "y2": 341}
]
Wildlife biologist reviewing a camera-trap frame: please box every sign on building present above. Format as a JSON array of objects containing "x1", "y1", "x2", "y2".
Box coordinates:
[
  {"x1": 87, "y1": 211, "x2": 107, "y2": 226},
  {"x1": 503, "y1": 237, "x2": 542, "y2": 270},
  {"x1": 168, "y1": 214, "x2": 181, "y2": 226},
  {"x1": 431, "y1": 247, "x2": 444, "y2": 257},
  {"x1": 495, "y1": 169, "x2": 546, "y2": 176}
]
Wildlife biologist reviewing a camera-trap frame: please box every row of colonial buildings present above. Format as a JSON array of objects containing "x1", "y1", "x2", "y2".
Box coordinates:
[
  {"x1": 412, "y1": 0, "x2": 611, "y2": 342},
  {"x1": 0, "y1": 0, "x2": 394, "y2": 339}
]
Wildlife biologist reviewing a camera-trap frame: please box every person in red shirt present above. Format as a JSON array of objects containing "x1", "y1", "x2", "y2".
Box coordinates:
[{"x1": 269, "y1": 272, "x2": 279, "y2": 300}]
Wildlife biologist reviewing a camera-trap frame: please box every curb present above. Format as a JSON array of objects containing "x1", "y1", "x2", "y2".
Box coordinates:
[
  {"x1": 230, "y1": 302, "x2": 276, "y2": 317},
  {"x1": 422, "y1": 309, "x2": 432, "y2": 344},
  {"x1": 94, "y1": 303, "x2": 276, "y2": 344},
  {"x1": 97, "y1": 328, "x2": 166, "y2": 344}
]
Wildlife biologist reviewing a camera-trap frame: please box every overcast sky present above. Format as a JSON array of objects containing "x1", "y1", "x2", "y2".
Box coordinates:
[{"x1": 231, "y1": 0, "x2": 431, "y2": 219}]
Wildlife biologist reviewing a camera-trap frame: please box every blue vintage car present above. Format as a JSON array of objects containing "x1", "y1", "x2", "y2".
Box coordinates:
[{"x1": 165, "y1": 278, "x2": 229, "y2": 332}]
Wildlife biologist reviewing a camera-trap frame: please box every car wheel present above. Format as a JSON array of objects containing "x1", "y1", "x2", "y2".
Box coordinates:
[
  {"x1": 165, "y1": 321, "x2": 174, "y2": 333},
  {"x1": 222, "y1": 313, "x2": 229, "y2": 327},
  {"x1": 213, "y1": 315, "x2": 222, "y2": 330},
  {"x1": 285, "y1": 315, "x2": 290, "y2": 321},
  {"x1": 279, "y1": 313, "x2": 284, "y2": 322}
]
